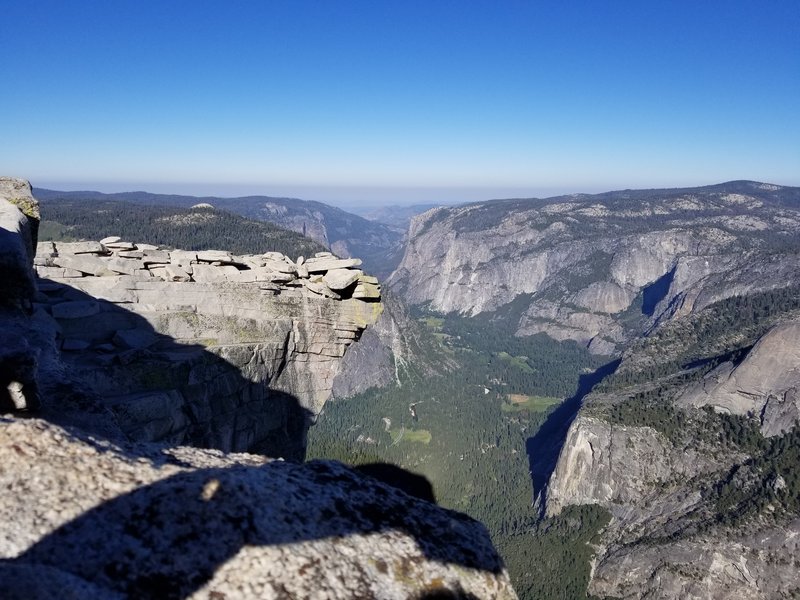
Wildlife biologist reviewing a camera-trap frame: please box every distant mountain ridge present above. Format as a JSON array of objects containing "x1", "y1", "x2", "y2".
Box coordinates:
[
  {"x1": 389, "y1": 180, "x2": 800, "y2": 354},
  {"x1": 37, "y1": 197, "x2": 327, "y2": 259},
  {"x1": 34, "y1": 188, "x2": 405, "y2": 277},
  {"x1": 458, "y1": 180, "x2": 799, "y2": 209}
]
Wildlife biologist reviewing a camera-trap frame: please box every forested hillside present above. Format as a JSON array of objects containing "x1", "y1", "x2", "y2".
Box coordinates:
[
  {"x1": 38, "y1": 198, "x2": 326, "y2": 257},
  {"x1": 35, "y1": 188, "x2": 404, "y2": 276}
]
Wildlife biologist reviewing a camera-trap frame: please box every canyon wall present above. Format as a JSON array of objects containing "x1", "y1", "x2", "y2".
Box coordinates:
[{"x1": 3, "y1": 175, "x2": 383, "y2": 459}]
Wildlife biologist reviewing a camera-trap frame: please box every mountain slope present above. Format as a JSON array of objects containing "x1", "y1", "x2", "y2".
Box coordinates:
[
  {"x1": 35, "y1": 188, "x2": 404, "y2": 277},
  {"x1": 37, "y1": 197, "x2": 326, "y2": 258},
  {"x1": 389, "y1": 181, "x2": 800, "y2": 355},
  {"x1": 543, "y1": 292, "x2": 800, "y2": 598}
]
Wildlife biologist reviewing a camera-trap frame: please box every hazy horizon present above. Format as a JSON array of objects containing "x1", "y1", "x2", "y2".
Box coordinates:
[
  {"x1": 31, "y1": 179, "x2": 580, "y2": 208},
  {"x1": 4, "y1": 1, "x2": 799, "y2": 206},
  {"x1": 34, "y1": 176, "x2": 800, "y2": 211}
]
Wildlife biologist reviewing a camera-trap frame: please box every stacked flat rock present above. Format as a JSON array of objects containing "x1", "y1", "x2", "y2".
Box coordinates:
[
  {"x1": 34, "y1": 241, "x2": 381, "y2": 302},
  {"x1": 29, "y1": 239, "x2": 384, "y2": 450}
]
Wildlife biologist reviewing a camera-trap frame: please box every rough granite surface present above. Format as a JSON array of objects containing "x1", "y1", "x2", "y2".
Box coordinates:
[
  {"x1": 677, "y1": 321, "x2": 800, "y2": 436},
  {"x1": 0, "y1": 417, "x2": 516, "y2": 600}
]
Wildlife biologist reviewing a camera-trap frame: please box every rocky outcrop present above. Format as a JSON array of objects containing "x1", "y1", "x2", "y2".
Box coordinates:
[
  {"x1": 28, "y1": 239, "x2": 382, "y2": 459},
  {"x1": 0, "y1": 178, "x2": 40, "y2": 309},
  {"x1": 0, "y1": 417, "x2": 516, "y2": 599},
  {"x1": 1, "y1": 188, "x2": 43, "y2": 414},
  {"x1": 677, "y1": 321, "x2": 800, "y2": 436},
  {"x1": 546, "y1": 411, "x2": 800, "y2": 598},
  {"x1": 389, "y1": 182, "x2": 800, "y2": 354},
  {"x1": 572, "y1": 281, "x2": 636, "y2": 314},
  {"x1": 1, "y1": 178, "x2": 385, "y2": 460},
  {"x1": 588, "y1": 523, "x2": 800, "y2": 600},
  {"x1": 544, "y1": 416, "x2": 716, "y2": 518},
  {"x1": 543, "y1": 319, "x2": 800, "y2": 599},
  {"x1": 517, "y1": 299, "x2": 626, "y2": 353}
]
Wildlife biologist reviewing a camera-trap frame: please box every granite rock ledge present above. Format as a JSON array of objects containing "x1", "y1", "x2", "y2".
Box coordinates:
[
  {"x1": 32, "y1": 239, "x2": 383, "y2": 458},
  {"x1": 2, "y1": 178, "x2": 383, "y2": 459}
]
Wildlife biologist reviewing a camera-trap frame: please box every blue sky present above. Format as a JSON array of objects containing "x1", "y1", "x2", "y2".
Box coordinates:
[{"x1": 3, "y1": 1, "x2": 798, "y2": 205}]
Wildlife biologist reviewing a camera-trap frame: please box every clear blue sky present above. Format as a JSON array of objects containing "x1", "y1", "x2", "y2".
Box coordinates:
[{"x1": 3, "y1": 0, "x2": 798, "y2": 205}]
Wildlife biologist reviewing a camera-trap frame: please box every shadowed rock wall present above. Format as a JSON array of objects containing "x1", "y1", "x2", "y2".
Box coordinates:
[
  {"x1": 3, "y1": 177, "x2": 383, "y2": 459},
  {"x1": 33, "y1": 239, "x2": 382, "y2": 458}
]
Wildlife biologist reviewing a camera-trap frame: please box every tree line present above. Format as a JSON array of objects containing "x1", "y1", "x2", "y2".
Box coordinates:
[{"x1": 38, "y1": 197, "x2": 327, "y2": 258}]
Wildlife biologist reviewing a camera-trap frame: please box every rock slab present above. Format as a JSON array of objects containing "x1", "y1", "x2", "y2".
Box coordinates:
[{"x1": 0, "y1": 417, "x2": 517, "y2": 600}]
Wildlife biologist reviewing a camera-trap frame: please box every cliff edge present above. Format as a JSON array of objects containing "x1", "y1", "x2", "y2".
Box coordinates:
[
  {"x1": 6, "y1": 177, "x2": 385, "y2": 459},
  {"x1": 0, "y1": 178, "x2": 516, "y2": 598}
]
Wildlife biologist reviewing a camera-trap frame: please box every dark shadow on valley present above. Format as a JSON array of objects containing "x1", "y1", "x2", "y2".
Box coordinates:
[
  {"x1": 0, "y1": 278, "x2": 501, "y2": 598},
  {"x1": 526, "y1": 358, "x2": 621, "y2": 513},
  {"x1": 682, "y1": 343, "x2": 754, "y2": 371},
  {"x1": 355, "y1": 462, "x2": 437, "y2": 503},
  {"x1": 641, "y1": 266, "x2": 675, "y2": 317}
]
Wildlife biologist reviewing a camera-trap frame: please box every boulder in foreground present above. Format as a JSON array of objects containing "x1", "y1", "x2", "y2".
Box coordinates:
[{"x1": 0, "y1": 417, "x2": 517, "y2": 600}]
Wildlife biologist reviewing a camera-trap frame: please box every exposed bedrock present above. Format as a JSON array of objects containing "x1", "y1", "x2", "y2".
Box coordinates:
[
  {"x1": 0, "y1": 417, "x2": 516, "y2": 599},
  {"x1": 389, "y1": 184, "x2": 800, "y2": 354},
  {"x1": 543, "y1": 319, "x2": 800, "y2": 599},
  {"x1": 1, "y1": 178, "x2": 515, "y2": 598},
  {"x1": 2, "y1": 179, "x2": 383, "y2": 460}
]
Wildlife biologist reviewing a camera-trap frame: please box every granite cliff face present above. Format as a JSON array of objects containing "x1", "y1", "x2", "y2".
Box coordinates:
[
  {"x1": 331, "y1": 292, "x2": 446, "y2": 399},
  {"x1": 389, "y1": 181, "x2": 800, "y2": 354},
  {"x1": 676, "y1": 321, "x2": 800, "y2": 437},
  {"x1": 31, "y1": 236, "x2": 381, "y2": 460},
  {"x1": 0, "y1": 177, "x2": 40, "y2": 309},
  {"x1": 543, "y1": 313, "x2": 800, "y2": 599},
  {"x1": 3, "y1": 177, "x2": 384, "y2": 460}
]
